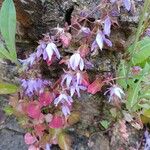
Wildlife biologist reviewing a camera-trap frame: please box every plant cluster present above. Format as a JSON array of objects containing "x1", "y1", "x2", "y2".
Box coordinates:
[{"x1": 1, "y1": 0, "x2": 150, "y2": 150}]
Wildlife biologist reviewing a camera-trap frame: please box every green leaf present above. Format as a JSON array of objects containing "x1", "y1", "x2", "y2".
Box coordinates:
[
  {"x1": 0, "y1": 0, "x2": 17, "y2": 59},
  {"x1": 131, "y1": 37, "x2": 150, "y2": 65},
  {"x1": 58, "y1": 133, "x2": 71, "y2": 150},
  {"x1": 0, "y1": 43, "x2": 11, "y2": 59},
  {"x1": 0, "y1": 82, "x2": 18, "y2": 94},
  {"x1": 100, "y1": 120, "x2": 110, "y2": 129},
  {"x1": 117, "y1": 60, "x2": 127, "y2": 89},
  {"x1": 126, "y1": 81, "x2": 141, "y2": 111},
  {"x1": 3, "y1": 106, "x2": 14, "y2": 115}
]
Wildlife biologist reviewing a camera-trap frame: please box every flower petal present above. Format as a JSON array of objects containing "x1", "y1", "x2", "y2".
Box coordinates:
[
  {"x1": 104, "y1": 17, "x2": 111, "y2": 36},
  {"x1": 96, "y1": 32, "x2": 103, "y2": 50},
  {"x1": 123, "y1": 0, "x2": 131, "y2": 11}
]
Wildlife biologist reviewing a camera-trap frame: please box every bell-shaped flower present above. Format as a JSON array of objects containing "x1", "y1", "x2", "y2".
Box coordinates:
[
  {"x1": 70, "y1": 83, "x2": 87, "y2": 97},
  {"x1": 46, "y1": 42, "x2": 61, "y2": 61},
  {"x1": 69, "y1": 53, "x2": 84, "y2": 71},
  {"x1": 92, "y1": 31, "x2": 112, "y2": 51},
  {"x1": 54, "y1": 93, "x2": 73, "y2": 106},
  {"x1": 19, "y1": 53, "x2": 36, "y2": 69},
  {"x1": 80, "y1": 27, "x2": 91, "y2": 36},
  {"x1": 61, "y1": 73, "x2": 73, "y2": 88},
  {"x1": 62, "y1": 104, "x2": 71, "y2": 117},
  {"x1": 104, "y1": 85, "x2": 125, "y2": 102}
]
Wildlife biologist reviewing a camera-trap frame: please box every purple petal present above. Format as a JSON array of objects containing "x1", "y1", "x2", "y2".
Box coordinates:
[
  {"x1": 69, "y1": 53, "x2": 80, "y2": 70},
  {"x1": 79, "y1": 58, "x2": 84, "y2": 71},
  {"x1": 104, "y1": 16, "x2": 111, "y2": 36},
  {"x1": 96, "y1": 32, "x2": 103, "y2": 50},
  {"x1": 43, "y1": 49, "x2": 48, "y2": 60},
  {"x1": 70, "y1": 86, "x2": 75, "y2": 97},
  {"x1": 51, "y1": 43, "x2": 61, "y2": 59},
  {"x1": 62, "y1": 105, "x2": 70, "y2": 116},
  {"x1": 66, "y1": 75, "x2": 72, "y2": 88},
  {"x1": 123, "y1": 0, "x2": 131, "y2": 11},
  {"x1": 80, "y1": 27, "x2": 91, "y2": 36},
  {"x1": 46, "y1": 43, "x2": 53, "y2": 60},
  {"x1": 103, "y1": 38, "x2": 112, "y2": 47}
]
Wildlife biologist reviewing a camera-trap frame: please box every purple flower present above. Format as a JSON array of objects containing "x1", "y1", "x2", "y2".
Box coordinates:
[
  {"x1": 104, "y1": 16, "x2": 111, "y2": 36},
  {"x1": 96, "y1": 31, "x2": 103, "y2": 50},
  {"x1": 123, "y1": 0, "x2": 131, "y2": 11},
  {"x1": 61, "y1": 73, "x2": 73, "y2": 88},
  {"x1": 69, "y1": 53, "x2": 84, "y2": 71},
  {"x1": 110, "y1": 0, "x2": 131, "y2": 11},
  {"x1": 54, "y1": 93, "x2": 73, "y2": 106},
  {"x1": 144, "y1": 130, "x2": 150, "y2": 150},
  {"x1": 70, "y1": 83, "x2": 87, "y2": 97},
  {"x1": 80, "y1": 27, "x2": 91, "y2": 36},
  {"x1": 62, "y1": 104, "x2": 71, "y2": 116},
  {"x1": 36, "y1": 41, "x2": 60, "y2": 61},
  {"x1": 104, "y1": 85, "x2": 125, "y2": 102},
  {"x1": 21, "y1": 79, "x2": 49, "y2": 96},
  {"x1": 93, "y1": 31, "x2": 112, "y2": 51},
  {"x1": 46, "y1": 42, "x2": 61, "y2": 60},
  {"x1": 19, "y1": 53, "x2": 36, "y2": 68},
  {"x1": 36, "y1": 41, "x2": 47, "y2": 58}
]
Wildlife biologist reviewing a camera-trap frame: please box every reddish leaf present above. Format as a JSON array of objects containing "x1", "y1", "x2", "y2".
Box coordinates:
[
  {"x1": 24, "y1": 132, "x2": 37, "y2": 145},
  {"x1": 87, "y1": 78, "x2": 104, "y2": 94},
  {"x1": 81, "y1": 72, "x2": 90, "y2": 86},
  {"x1": 26, "y1": 101, "x2": 41, "y2": 119},
  {"x1": 39, "y1": 91, "x2": 54, "y2": 107},
  {"x1": 49, "y1": 116, "x2": 65, "y2": 129},
  {"x1": 60, "y1": 33, "x2": 72, "y2": 48},
  {"x1": 79, "y1": 44, "x2": 90, "y2": 58},
  {"x1": 34, "y1": 124, "x2": 46, "y2": 137}
]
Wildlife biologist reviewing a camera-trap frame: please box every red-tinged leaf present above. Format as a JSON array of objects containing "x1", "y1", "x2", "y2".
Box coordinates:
[
  {"x1": 58, "y1": 133, "x2": 71, "y2": 150},
  {"x1": 39, "y1": 92, "x2": 54, "y2": 107},
  {"x1": 24, "y1": 132, "x2": 37, "y2": 145},
  {"x1": 34, "y1": 124, "x2": 46, "y2": 137},
  {"x1": 60, "y1": 33, "x2": 72, "y2": 48},
  {"x1": 78, "y1": 44, "x2": 90, "y2": 58},
  {"x1": 67, "y1": 112, "x2": 80, "y2": 126},
  {"x1": 49, "y1": 116, "x2": 65, "y2": 129},
  {"x1": 87, "y1": 78, "x2": 104, "y2": 94},
  {"x1": 26, "y1": 101, "x2": 41, "y2": 119},
  {"x1": 82, "y1": 72, "x2": 90, "y2": 86}
]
